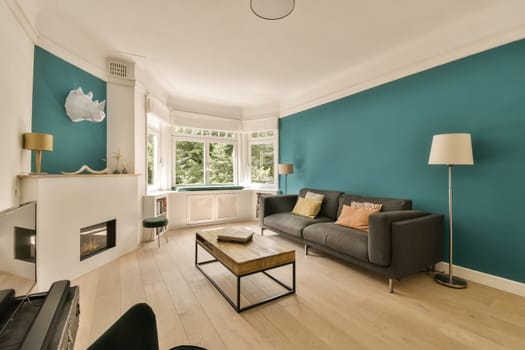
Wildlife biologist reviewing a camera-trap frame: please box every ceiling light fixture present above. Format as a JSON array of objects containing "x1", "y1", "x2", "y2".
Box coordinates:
[{"x1": 250, "y1": 0, "x2": 295, "y2": 20}]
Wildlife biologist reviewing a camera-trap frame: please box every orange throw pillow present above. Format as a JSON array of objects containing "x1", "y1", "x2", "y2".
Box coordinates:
[{"x1": 335, "y1": 203, "x2": 381, "y2": 231}]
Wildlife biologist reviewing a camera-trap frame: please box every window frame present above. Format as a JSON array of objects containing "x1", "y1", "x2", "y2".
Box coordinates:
[
  {"x1": 146, "y1": 127, "x2": 161, "y2": 192},
  {"x1": 172, "y1": 129, "x2": 238, "y2": 187},
  {"x1": 247, "y1": 131, "x2": 278, "y2": 189}
]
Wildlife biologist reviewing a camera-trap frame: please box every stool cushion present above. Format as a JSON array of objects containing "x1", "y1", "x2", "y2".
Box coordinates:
[{"x1": 143, "y1": 216, "x2": 168, "y2": 228}]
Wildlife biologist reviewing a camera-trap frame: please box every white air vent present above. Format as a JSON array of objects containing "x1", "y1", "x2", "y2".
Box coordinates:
[{"x1": 107, "y1": 58, "x2": 135, "y2": 81}]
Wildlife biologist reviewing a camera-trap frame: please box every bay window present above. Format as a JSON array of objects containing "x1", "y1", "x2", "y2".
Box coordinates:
[{"x1": 173, "y1": 127, "x2": 237, "y2": 186}]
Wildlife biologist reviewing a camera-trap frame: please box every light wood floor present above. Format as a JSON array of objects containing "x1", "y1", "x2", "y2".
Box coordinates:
[{"x1": 7, "y1": 221, "x2": 525, "y2": 349}]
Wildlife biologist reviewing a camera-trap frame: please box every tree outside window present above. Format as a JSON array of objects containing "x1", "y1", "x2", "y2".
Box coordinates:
[
  {"x1": 175, "y1": 140, "x2": 204, "y2": 185},
  {"x1": 173, "y1": 127, "x2": 237, "y2": 186},
  {"x1": 250, "y1": 143, "x2": 274, "y2": 184},
  {"x1": 209, "y1": 143, "x2": 234, "y2": 184},
  {"x1": 147, "y1": 131, "x2": 159, "y2": 189}
]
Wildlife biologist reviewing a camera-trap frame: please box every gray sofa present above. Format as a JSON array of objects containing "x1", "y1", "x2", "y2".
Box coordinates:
[{"x1": 259, "y1": 188, "x2": 444, "y2": 292}]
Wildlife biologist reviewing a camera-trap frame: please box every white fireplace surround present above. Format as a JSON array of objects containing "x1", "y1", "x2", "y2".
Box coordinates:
[{"x1": 19, "y1": 174, "x2": 140, "y2": 291}]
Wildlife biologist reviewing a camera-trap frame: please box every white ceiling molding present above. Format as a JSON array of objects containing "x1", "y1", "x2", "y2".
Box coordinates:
[
  {"x1": 11, "y1": 0, "x2": 525, "y2": 121},
  {"x1": 280, "y1": 4, "x2": 525, "y2": 118},
  {"x1": 146, "y1": 94, "x2": 170, "y2": 124},
  {"x1": 168, "y1": 95, "x2": 243, "y2": 121},
  {"x1": 5, "y1": 0, "x2": 38, "y2": 43},
  {"x1": 171, "y1": 110, "x2": 242, "y2": 131},
  {"x1": 8, "y1": 0, "x2": 108, "y2": 81},
  {"x1": 36, "y1": 34, "x2": 109, "y2": 81},
  {"x1": 242, "y1": 117, "x2": 278, "y2": 132}
]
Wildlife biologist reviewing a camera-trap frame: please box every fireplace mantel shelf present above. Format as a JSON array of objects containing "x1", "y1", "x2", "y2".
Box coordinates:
[{"x1": 18, "y1": 173, "x2": 140, "y2": 179}]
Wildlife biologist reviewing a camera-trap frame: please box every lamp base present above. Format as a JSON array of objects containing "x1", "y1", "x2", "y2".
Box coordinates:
[{"x1": 434, "y1": 273, "x2": 468, "y2": 289}]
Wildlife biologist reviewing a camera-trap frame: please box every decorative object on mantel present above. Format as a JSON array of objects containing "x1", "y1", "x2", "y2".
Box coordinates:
[
  {"x1": 64, "y1": 87, "x2": 106, "y2": 122},
  {"x1": 429, "y1": 133, "x2": 474, "y2": 289},
  {"x1": 61, "y1": 165, "x2": 110, "y2": 175},
  {"x1": 112, "y1": 149, "x2": 123, "y2": 174},
  {"x1": 23, "y1": 132, "x2": 54, "y2": 174},
  {"x1": 250, "y1": 0, "x2": 295, "y2": 20}
]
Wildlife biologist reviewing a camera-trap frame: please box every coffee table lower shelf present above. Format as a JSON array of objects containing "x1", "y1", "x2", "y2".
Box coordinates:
[{"x1": 195, "y1": 240, "x2": 295, "y2": 313}]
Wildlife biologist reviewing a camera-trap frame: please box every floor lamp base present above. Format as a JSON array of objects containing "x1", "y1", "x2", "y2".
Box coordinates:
[{"x1": 434, "y1": 273, "x2": 468, "y2": 289}]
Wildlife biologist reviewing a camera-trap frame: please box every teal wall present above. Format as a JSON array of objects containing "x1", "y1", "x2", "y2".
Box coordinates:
[
  {"x1": 32, "y1": 46, "x2": 107, "y2": 173},
  {"x1": 280, "y1": 39, "x2": 525, "y2": 283}
]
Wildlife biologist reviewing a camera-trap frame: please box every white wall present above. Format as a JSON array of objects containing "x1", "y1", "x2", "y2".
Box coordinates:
[
  {"x1": 107, "y1": 82, "x2": 135, "y2": 173},
  {"x1": 145, "y1": 93, "x2": 171, "y2": 190},
  {"x1": 134, "y1": 85, "x2": 146, "y2": 183},
  {"x1": 20, "y1": 175, "x2": 140, "y2": 291},
  {"x1": 0, "y1": 2, "x2": 34, "y2": 209}
]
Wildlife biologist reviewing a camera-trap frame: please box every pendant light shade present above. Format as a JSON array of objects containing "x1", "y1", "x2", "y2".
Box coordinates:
[{"x1": 251, "y1": 0, "x2": 295, "y2": 20}]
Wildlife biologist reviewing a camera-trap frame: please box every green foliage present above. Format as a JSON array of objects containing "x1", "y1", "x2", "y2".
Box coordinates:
[
  {"x1": 209, "y1": 143, "x2": 234, "y2": 184},
  {"x1": 175, "y1": 141, "x2": 204, "y2": 184},
  {"x1": 175, "y1": 141, "x2": 235, "y2": 185},
  {"x1": 251, "y1": 144, "x2": 274, "y2": 184},
  {"x1": 146, "y1": 134, "x2": 155, "y2": 185}
]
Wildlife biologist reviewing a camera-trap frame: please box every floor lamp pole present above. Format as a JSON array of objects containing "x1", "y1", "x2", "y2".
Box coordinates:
[
  {"x1": 435, "y1": 165, "x2": 467, "y2": 288},
  {"x1": 284, "y1": 174, "x2": 288, "y2": 195}
]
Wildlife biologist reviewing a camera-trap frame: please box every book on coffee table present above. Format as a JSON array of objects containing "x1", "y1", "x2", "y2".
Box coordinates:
[{"x1": 217, "y1": 229, "x2": 254, "y2": 243}]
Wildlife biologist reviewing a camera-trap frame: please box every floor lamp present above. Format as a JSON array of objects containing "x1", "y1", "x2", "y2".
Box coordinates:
[
  {"x1": 429, "y1": 133, "x2": 473, "y2": 289},
  {"x1": 278, "y1": 163, "x2": 294, "y2": 194}
]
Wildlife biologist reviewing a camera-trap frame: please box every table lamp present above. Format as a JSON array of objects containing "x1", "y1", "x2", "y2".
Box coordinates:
[
  {"x1": 23, "y1": 133, "x2": 54, "y2": 174},
  {"x1": 429, "y1": 133, "x2": 473, "y2": 288},
  {"x1": 278, "y1": 163, "x2": 294, "y2": 194}
]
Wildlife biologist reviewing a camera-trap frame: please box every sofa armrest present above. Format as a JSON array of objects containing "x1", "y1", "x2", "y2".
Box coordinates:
[
  {"x1": 368, "y1": 210, "x2": 433, "y2": 266},
  {"x1": 389, "y1": 214, "x2": 444, "y2": 279},
  {"x1": 259, "y1": 195, "x2": 298, "y2": 226}
]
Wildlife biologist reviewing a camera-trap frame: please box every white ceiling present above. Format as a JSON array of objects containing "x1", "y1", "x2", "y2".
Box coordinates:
[{"x1": 13, "y1": 0, "x2": 525, "y2": 118}]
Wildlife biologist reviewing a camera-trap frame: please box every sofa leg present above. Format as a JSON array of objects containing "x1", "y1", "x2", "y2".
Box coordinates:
[
  {"x1": 388, "y1": 278, "x2": 394, "y2": 293},
  {"x1": 260, "y1": 227, "x2": 264, "y2": 236},
  {"x1": 304, "y1": 244, "x2": 309, "y2": 255}
]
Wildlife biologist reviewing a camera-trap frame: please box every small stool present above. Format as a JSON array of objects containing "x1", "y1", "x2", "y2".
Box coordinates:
[{"x1": 143, "y1": 216, "x2": 168, "y2": 248}]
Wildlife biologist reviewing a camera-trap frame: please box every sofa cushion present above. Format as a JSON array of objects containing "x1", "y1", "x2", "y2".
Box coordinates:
[
  {"x1": 299, "y1": 188, "x2": 344, "y2": 221},
  {"x1": 303, "y1": 223, "x2": 369, "y2": 263},
  {"x1": 292, "y1": 197, "x2": 323, "y2": 219},
  {"x1": 335, "y1": 203, "x2": 382, "y2": 231},
  {"x1": 338, "y1": 194, "x2": 412, "y2": 216},
  {"x1": 264, "y1": 212, "x2": 331, "y2": 238}
]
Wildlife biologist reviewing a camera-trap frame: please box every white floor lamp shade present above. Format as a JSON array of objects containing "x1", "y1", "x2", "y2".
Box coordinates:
[
  {"x1": 429, "y1": 133, "x2": 473, "y2": 165},
  {"x1": 429, "y1": 133, "x2": 473, "y2": 289},
  {"x1": 278, "y1": 163, "x2": 294, "y2": 194}
]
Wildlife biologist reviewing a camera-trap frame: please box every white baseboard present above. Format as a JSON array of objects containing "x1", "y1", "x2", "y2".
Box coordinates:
[{"x1": 436, "y1": 262, "x2": 525, "y2": 298}]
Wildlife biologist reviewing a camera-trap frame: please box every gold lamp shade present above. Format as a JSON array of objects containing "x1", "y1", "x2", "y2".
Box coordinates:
[
  {"x1": 278, "y1": 163, "x2": 294, "y2": 194},
  {"x1": 278, "y1": 163, "x2": 294, "y2": 175},
  {"x1": 23, "y1": 133, "x2": 53, "y2": 174}
]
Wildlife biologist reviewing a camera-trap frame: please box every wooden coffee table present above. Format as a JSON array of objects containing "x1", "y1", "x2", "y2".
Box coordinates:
[{"x1": 195, "y1": 228, "x2": 295, "y2": 313}]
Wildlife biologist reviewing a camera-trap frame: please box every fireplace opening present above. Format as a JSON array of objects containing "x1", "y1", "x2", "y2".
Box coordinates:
[
  {"x1": 80, "y1": 219, "x2": 116, "y2": 261},
  {"x1": 14, "y1": 226, "x2": 36, "y2": 263}
]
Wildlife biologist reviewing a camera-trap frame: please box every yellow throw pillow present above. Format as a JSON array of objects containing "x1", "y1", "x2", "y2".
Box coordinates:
[
  {"x1": 335, "y1": 202, "x2": 382, "y2": 231},
  {"x1": 305, "y1": 191, "x2": 325, "y2": 202},
  {"x1": 292, "y1": 197, "x2": 323, "y2": 219}
]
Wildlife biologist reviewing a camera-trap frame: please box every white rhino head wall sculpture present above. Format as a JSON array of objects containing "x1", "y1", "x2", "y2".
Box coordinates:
[{"x1": 64, "y1": 87, "x2": 106, "y2": 122}]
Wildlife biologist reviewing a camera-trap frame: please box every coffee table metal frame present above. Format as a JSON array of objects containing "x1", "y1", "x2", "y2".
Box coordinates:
[{"x1": 195, "y1": 236, "x2": 295, "y2": 313}]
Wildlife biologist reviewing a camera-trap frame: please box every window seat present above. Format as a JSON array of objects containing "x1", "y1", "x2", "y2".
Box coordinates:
[{"x1": 174, "y1": 186, "x2": 245, "y2": 192}]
